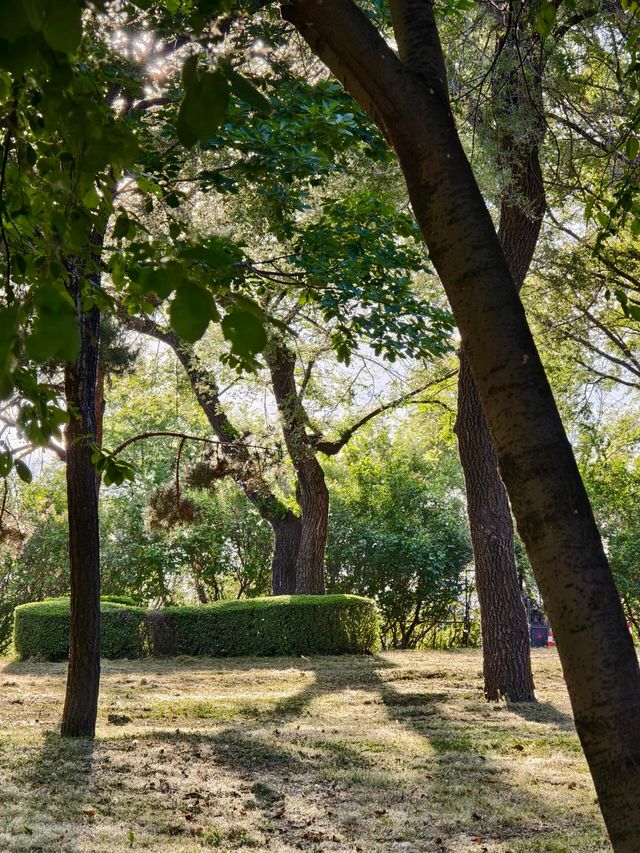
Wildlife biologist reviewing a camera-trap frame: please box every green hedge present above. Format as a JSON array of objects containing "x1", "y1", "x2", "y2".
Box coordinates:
[
  {"x1": 147, "y1": 595, "x2": 380, "y2": 657},
  {"x1": 13, "y1": 594, "x2": 380, "y2": 660},
  {"x1": 13, "y1": 598, "x2": 147, "y2": 661}
]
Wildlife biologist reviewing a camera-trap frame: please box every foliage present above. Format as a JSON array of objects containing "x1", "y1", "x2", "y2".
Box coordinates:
[
  {"x1": 13, "y1": 598, "x2": 147, "y2": 660},
  {"x1": 14, "y1": 594, "x2": 380, "y2": 659},
  {"x1": 325, "y1": 428, "x2": 471, "y2": 648},
  {"x1": 148, "y1": 594, "x2": 380, "y2": 657},
  {"x1": 578, "y1": 421, "x2": 640, "y2": 633},
  {"x1": 159, "y1": 485, "x2": 273, "y2": 602}
]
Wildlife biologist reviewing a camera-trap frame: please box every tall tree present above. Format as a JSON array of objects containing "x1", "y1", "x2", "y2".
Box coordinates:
[
  {"x1": 60, "y1": 266, "x2": 101, "y2": 737},
  {"x1": 278, "y1": 0, "x2": 640, "y2": 844},
  {"x1": 451, "y1": 1, "x2": 547, "y2": 702}
]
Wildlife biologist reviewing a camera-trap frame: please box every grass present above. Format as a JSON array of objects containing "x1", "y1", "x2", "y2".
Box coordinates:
[{"x1": 0, "y1": 649, "x2": 611, "y2": 852}]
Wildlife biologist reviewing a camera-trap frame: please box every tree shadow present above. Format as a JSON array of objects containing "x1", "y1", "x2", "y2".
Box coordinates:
[
  {"x1": 1, "y1": 653, "x2": 605, "y2": 851},
  {"x1": 1, "y1": 731, "x2": 96, "y2": 853},
  {"x1": 507, "y1": 699, "x2": 575, "y2": 730}
]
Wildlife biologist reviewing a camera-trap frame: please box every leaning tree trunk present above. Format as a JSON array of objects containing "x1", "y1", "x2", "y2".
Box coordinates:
[
  {"x1": 60, "y1": 289, "x2": 101, "y2": 738},
  {"x1": 283, "y1": 1, "x2": 640, "y2": 846},
  {"x1": 454, "y1": 14, "x2": 546, "y2": 702}
]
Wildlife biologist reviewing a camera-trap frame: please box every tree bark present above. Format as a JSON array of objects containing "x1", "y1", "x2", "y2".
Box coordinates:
[
  {"x1": 453, "y1": 11, "x2": 546, "y2": 702},
  {"x1": 457, "y1": 349, "x2": 535, "y2": 701},
  {"x1": 266, "y1": 336, "x2": 327, "y2": 595},
  {"x1": 271, "y1": 510, "x2": 302, "y2": 594},
  {"x1": 60, "y1": 287, "x2": 101, "y2": 738},
  {"x1": 282, "y1": 1, "x2": 640, "y2": 845}
]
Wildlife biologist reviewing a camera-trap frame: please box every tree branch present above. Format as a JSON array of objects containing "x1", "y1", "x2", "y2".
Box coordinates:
[{"x1": 315, "y1": 370, "x2": 456, "y2": 456}]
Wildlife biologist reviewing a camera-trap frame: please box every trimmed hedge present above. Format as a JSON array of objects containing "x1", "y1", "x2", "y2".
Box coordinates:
[
  {"x1": 148, "y1": 595, "x2": 380, "y2": 657},
  {"x1": 13, "y1": 594, "x2": 380, "y2": 660},
  {"x1": 13, "y1": 598, "x2": 147, "y2": 661}
]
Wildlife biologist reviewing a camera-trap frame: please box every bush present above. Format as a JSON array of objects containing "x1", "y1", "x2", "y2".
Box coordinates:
[
  {"x1": 13, "y1": 594, "x2": 380, "y2": 659},
  {"x1": 147, "y1": 595, "x2": 380, "y2": 657},
  {"x1": 100, "y1": 594, "x2": 138, "y2": 607},
  {"x1": 14, "y1": 598, "x2": 147, "y2": 661}
]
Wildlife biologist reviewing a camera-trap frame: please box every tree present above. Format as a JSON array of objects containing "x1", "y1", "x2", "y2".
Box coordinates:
[
  {"x1": 440, "y1": 0, "x2": 547, "y2": 702},
  {"x1": 278, "y1": 0, "x2": 640, "y2": 844}
]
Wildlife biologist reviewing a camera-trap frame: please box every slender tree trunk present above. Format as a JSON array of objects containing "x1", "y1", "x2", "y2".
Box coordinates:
[
  {"x1": 457, "y1": 350, "x2": 535, "y2": 700},
  {"x1": 283, "y1": 2, "x2": 640, "y2": 845},
  {"x1": 60, "y1": 291, "x2": 101, "y2": 739},
  {"x1": 293, "y1": 459, "x2": 328, "y2": 594},
  {"x1": 271, "y1": 510, "x2": 302, "y2": 595},
  {"x1": 94, "y1": 360, "x2": 106, "y2": 495},
  {"x1": 453, "y1": 15, "x2": 546, "y2": 701}
]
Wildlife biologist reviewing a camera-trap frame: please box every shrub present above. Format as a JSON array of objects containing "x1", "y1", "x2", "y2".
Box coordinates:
[
  {"x1": 147, "y1": 595, "x2": 381, "y2": 657},
  {"x1": 100, "y1": 594, "x2": 138, "y2": 607},
  {"x1": 14, "y1": 598, "x2": 146, "y2": 660},
  {"x1": 14, "y1": 594, "x2": 380, "y2": 659}
]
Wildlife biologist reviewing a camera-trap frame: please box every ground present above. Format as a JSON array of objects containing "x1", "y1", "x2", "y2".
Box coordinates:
[{"x1": 0, "y1": 649, "x2": 610, "y2": 853}]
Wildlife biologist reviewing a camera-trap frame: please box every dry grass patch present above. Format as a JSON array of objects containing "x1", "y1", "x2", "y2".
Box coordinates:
[{"x1": 0, "y1": 650, "x2": 611, "y2": 852}]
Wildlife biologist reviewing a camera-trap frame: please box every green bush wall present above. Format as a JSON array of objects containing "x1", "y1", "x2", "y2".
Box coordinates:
[
  {"x1": 13, "y1": 598, "x2": 147, "y2": 660},
  {"x1": 13, "y1": 594, "x2": 380, "y2": 659}
]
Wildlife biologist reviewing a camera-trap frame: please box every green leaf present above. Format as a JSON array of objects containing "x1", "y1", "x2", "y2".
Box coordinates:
[
  {"x1": 42, "y1": 0, "x2": 82, "y2": 53},
  {"x1": 181, "y1": 55, "x2": 198, "y2": 90},
  {"x1": 169, "y1": 281, "x2": 215, "y2": 341},
  {"x1": 176, "y1": 71, "x2": 229, "y2": 148},
  {"x1": 221, "y1": 310, "x2": 267, "y2": 359},
  {"x1": 26, "y1": 285, "x2": 80, "y2": 364},
  {"x1": 626, "y1": 136, "x2": 639, "y2": 161},
  {"x1": 82, "y1": 184, "x2": 101, "y2": 210},
  {"x1": 0, "y1": 450, "x2": 12, "y2": 477},
  {"x1": 534, "y1": 2, "x2": 557, "y2": 37},
  {"x1": 225, "y1": 67, "x2": 271, "y2": 113},
  {"x1": 14, "y1": 458, "x2": 32, "y2": 483},
  {"x1": 113, "y1": 213, "x2": 130, "y2": 240},
  {"x1": 139, "y1": 266, "x2": 175, "y2": 299},
  {"x1": 21, "y1": 0, "x2": 45, "y2": 31}
]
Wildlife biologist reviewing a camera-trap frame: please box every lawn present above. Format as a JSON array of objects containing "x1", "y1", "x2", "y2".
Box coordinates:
[{"x1": 0, "y1": 649, "x2": 610, "y2": 852}]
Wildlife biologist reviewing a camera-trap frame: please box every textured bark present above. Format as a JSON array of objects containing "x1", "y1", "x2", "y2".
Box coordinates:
[
  {"x1": 94, "y1": 360, "x2": 105, "y2": 495},
  {"x1": 267, "y1": 336, "x2": 327, "y2": 595},
  {"x1": 60, "y1": 290, "x2": 101, "y2": 738},
  {"x1": 453, "y1": 12, "x2": 546, "y2": 702},
  {"x1": 282, "y1": 1, "x2": 640, "y2": 845},
  {"x1": 271, "y1": 511, "x2": 302, "y2": 595},
  {"x1": 123, "y1": 316, "x2": 301, "y2": 593},
  {"x1": 457, "y1": 350, "x2": 535, "y2": 701}
]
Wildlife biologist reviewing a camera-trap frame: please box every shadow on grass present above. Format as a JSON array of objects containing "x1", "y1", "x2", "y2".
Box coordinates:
[
  {"x1": 3, "y1": 653, "x2": 601, "y2": 852},
  {"x1": 507, "y1": 700, "x2": 575, "y2": 730},
  {"x1": 0, "y1": 731, "x2": 96, "y2": 853}
]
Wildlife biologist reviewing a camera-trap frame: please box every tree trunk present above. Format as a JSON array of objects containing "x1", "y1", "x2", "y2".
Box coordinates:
[
  {"x1": 283, "y1": 1, "x2": 640, "y2": 845},
  {"x1": 293, "y1": 459, "x2": 328, "y2": 594},
  {"x1": 453, "y1": 14, "x2": 546, "y2": 702},
  {"x1": 271, "y1": 510, "x2": 302, "y2": 595},
  {"x1": 266, "y1": 336, "x2": 327, "y2": 595},
  {"x1": 60, "y1": 293, "x2": 101, "y2": 739},
  {"x1": 457, "y1": 349, "x2": 535, "y2": 701}
]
